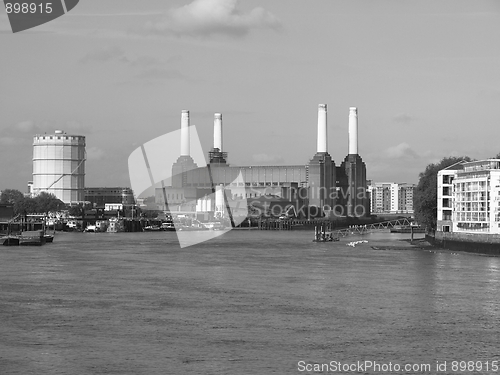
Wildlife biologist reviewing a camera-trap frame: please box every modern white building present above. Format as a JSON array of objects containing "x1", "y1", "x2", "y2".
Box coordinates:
[
  {"x1": 32, "y1": 130, "x2": 86, "y2": 204},
  {"x1": 437, "y1": 159, "x2": 500, "y2": 234},
  {"x1": 368, "y1": 182, "x2": 415, "y2": 214}
]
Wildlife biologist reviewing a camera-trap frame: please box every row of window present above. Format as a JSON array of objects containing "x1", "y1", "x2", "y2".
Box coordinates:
[
  {"x1": 454, "y1": 181, "x2": 488, "y2": 192},
  {"x1": 453, "y1": 212, "x2": 500, "y2": 221},
  {"x1": 454, "y1": 202, "x2": 489, "y2": 211},
  {"x1": 455, "y1": 212, "x2": 489, "y2": 222}
]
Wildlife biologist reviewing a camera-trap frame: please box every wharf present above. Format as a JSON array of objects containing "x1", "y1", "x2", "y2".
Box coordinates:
[{"x1": 1, "y1": 230, "x2": 47, "y2": 246}]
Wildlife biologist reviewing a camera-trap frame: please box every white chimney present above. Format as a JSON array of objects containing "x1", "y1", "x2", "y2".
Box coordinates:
[
  {"x1": 214, "y1": 113, "x2": 222, "y2": 151},
  {"x1": 215, "y1": 184, "x2": 225, "y2": 216},
  {"x1": 348, "y1": 107, "x2": 358, "y2": 155},
  {"x1": 180, "y1": 110, "x2": 190, "y2": 156},
  {"x1": 317, "y1": 104, "x2": 327, "y2": 153}
]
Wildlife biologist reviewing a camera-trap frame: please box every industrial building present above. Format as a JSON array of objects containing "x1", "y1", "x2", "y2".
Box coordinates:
[
  {"x1": 84, "y1": 187, "x2": 135, "y2": 208},
  {"x1": 32, "y1": 130, "x2": 86, "y2": 204},
  {"x1": 437, "y1": 159, "x2": 500, "y2": 234},
  {"x1": 155, "y1": 105, "x2": 370, "y2": 219}
]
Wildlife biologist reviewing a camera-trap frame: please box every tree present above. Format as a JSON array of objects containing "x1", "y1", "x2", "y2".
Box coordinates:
[
  {"x1": 33, "y1": 192, "x2": 65, "y2": 213},
  {"x1": 68, "y1": 202, "x2": 92, "y2": 218},
  {"x1": 0, "y1": 189, "x2": 26, "y2": 215},
  {"x1": 413, "y1": 156, "x2": 471, "y2": 232},
  {"x1": 21, "y1": 197, "x2": 38, "y2": 215}
]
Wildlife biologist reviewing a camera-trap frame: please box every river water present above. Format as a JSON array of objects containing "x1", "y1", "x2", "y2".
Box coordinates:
[{"x1": 1, "y1": 230, "x2": 499, "y2": 375}]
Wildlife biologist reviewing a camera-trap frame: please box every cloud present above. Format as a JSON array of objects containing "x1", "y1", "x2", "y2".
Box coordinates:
[
  {"x1": 384, "y1": 142, "x2": 419, "y2": 159},
  {"x1": 14, "y1": 120, "x2": 40, "y2": 133},
  {"x1": 252, "y1": 153, "x2": 285, "y2": 164},
  {"x1": 135, "y1": 67, "x2": 187, "y2": 81},
  {"x1": 145, "y1": 0, "x2": 281, "y2": 38},
  {"x1": 64, "y1": 120, "x2": 93, "y2": 134},
  {"x1": 392, "y1": 113, "x2": 414, "y2": 125},
  {"x1": 0, "y1": 120, "x2": 43, "y2": 142},
  {"x1": 80, "y1": 46, "x2": 129, "y2": 63},
  {"x1": 80, "y1": 46, "x2": 187, "y2": 82}
]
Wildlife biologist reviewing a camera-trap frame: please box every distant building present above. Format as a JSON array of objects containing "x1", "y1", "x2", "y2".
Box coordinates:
[
  {"x1": 32, "y1": 130, "x2": 86, "y2": 204},
  {"x1": 368, "y1": 182, "x2": 415, "y2": 214},
  {"x1": 437, "y1": 159, "x2": 500, "y2": 234},
  {"x1": 84, "y1": 187, "x2": 135, "y2": 208},
  {"x1": 26, "y1": 181, "x2": 33, "y2": 197}
]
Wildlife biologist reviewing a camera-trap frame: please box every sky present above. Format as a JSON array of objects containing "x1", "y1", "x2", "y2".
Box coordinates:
[{"x1": 1, "y1": 0, "x2": 500, "y2": 193}]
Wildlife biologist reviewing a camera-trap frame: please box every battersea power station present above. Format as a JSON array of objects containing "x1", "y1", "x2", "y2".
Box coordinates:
[{"x1": 152, "y1": 105, "x2": 370, "y2": 220}]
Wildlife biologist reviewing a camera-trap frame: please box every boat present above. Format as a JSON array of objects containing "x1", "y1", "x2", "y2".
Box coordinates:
[
  {"x1": 19, "y1": 230, "x2": 45, "y2": 246},
  {"x1": 202, "y1": 222, "x2": 227, "y2": 230},
  {"x1": 107, "y1": 217, "x2": 125, "y2": 233},
  {"x1": 1, "y1": 235, "x2": 20, "y2": 246},
  {"x1": 161, "y1": 221, "x2": 176, "y2": 231},
  {"x1": 144, "y1": 225, "x2": 162, "y2": 231},
  {"x1": 84, "y1": 224, "x2": 97, "y2": 232}
]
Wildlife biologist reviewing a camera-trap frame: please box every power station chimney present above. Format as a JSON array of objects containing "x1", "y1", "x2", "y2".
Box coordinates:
[
  {"x1": 214, "y1": 113, "x2": 222, "y2": 151},
  {"x1": 348, "y1": 107, "x2": 358, "y2": 155},
  {"x1": 317, "y1": 104, "x2": 327, "y2": 153},
  {"x1": 215, "y1": 184, "x2": 225, "y2": 216},
  {"x1": 180, "y1": 110, "x2": 190, "y2": 156}
]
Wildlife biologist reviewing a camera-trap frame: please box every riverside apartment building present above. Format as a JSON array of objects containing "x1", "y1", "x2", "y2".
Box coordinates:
[{"x1": 437, "y1": 159, "x2": 500, "y2": 234}]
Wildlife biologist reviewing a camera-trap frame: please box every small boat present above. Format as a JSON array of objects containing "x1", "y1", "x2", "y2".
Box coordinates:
[
  {"x1": 107, "y1": 218, "x2": 125, "y2": 233},
  {"x1": 1, "y1": 235, "x2": 20, "y2": 246},
  {"x1": 44, "y1": 234, "x2": 54, "y2": 243},
  {"x1": 84, "y1": 225, "x2": 97, "y2": 232},
  {"x1": 144, "y1": 225, "x2": 162, "y2": 231},
  {"x1": 347, "y1": 240, "x2": 368, "y2": 247},
  {"x1": 161, "y1": 221, "x2": 176, "y2": 231},
  {"x1": 19, "y1": 230, "x2": 45, "y2": 246}
]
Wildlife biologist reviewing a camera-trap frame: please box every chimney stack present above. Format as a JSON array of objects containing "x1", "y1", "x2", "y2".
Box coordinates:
[
  {"x1": 214, "y1": 113, "x2": 222, "y2": 151},
  {"x1": 180, "y1": 110, "x2": 190, "y2": 156},
  {"x1": 317, "y1": 104, "x2": 327, "y2": 153},
  {"x1": 348, "y1": 107, "x2": 358, "y2": 155}
]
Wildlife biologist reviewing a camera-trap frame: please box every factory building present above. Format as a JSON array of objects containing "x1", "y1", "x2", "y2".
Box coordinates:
[
  {"x1": 155, "y1": 105, "x2": 369, "y2": 219},
  {"x1": 32, "y1": 130, "x2": 86, "y2": 204}
]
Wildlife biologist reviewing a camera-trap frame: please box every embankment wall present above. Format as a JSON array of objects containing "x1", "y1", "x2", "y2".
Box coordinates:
[{"x1": 427, "y1": 232, "x2": 500, "y2": 255}]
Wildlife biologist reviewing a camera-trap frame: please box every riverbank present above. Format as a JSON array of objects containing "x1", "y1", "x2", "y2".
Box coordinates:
[
  {"x1": 427, "y1": 233, "x2": 500, "y2": 256},
  {"x1": 370, "y1": 238, "x2": 436, "y2": 251}
]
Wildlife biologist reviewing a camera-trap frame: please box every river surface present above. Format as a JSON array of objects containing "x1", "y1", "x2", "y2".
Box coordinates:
[{"x1": 1, "y1": 230, "x2": 499, "y2": 375}]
